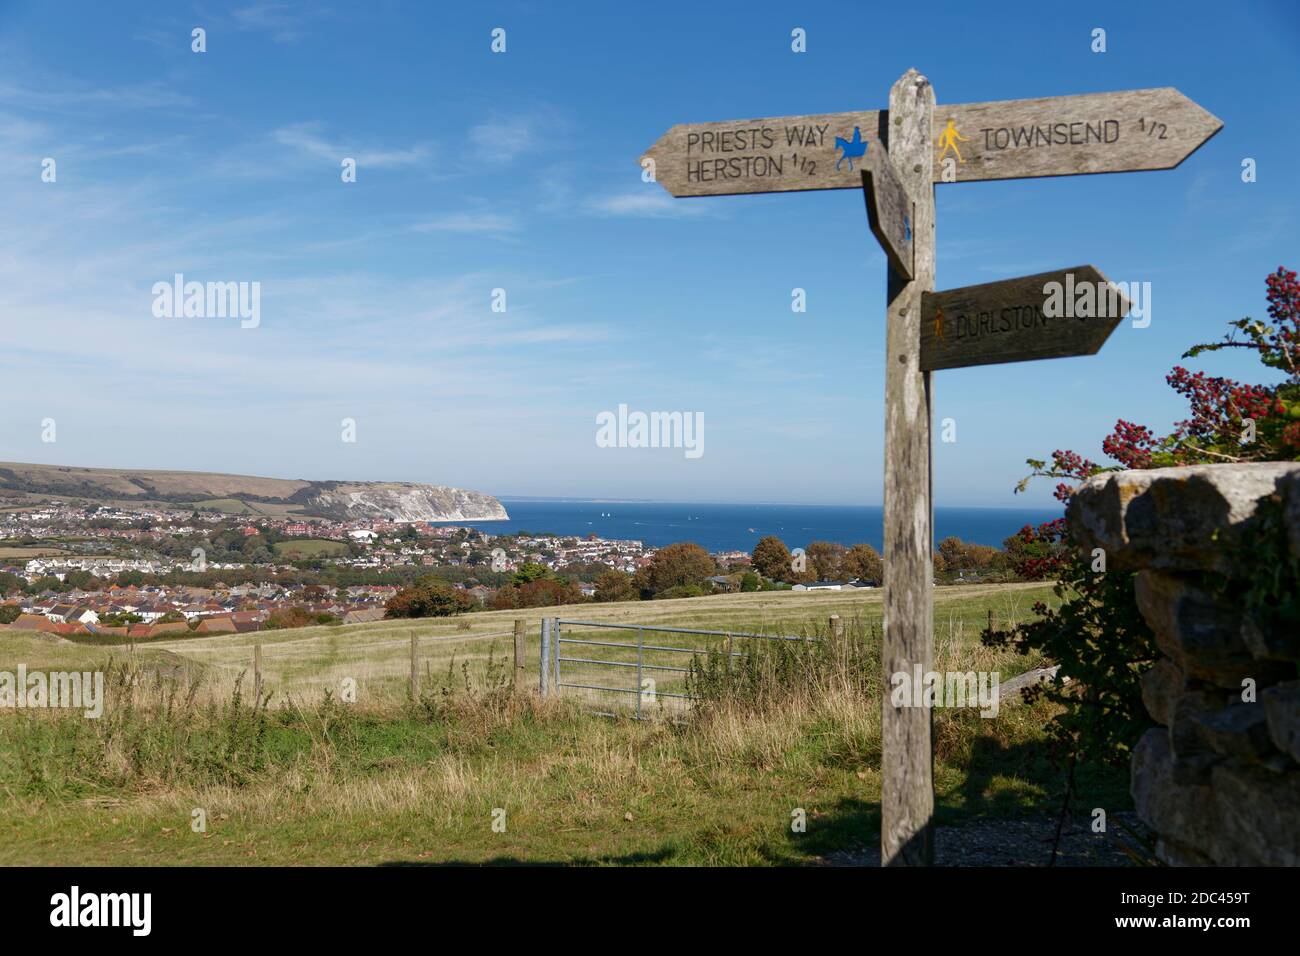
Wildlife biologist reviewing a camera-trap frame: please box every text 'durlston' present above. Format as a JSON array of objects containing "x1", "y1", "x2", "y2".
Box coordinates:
[{"x1": 919, "y1": 266, "x2": 1131, "y2": 372}]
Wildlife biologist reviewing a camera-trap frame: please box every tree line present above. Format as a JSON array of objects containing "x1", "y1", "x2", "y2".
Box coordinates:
[{"x1": 385, "y1": 530, "x2": 1060, "y2": 619}]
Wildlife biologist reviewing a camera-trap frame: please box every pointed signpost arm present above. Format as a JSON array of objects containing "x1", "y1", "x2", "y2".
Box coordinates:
[
  {"x1": 880, "y1": 69, "x2": 935, "y2": 867},
  {"x1": 933, "y1": 87, "x2": 1222, "y2": 182},
  {"x1": 920, "y1": 265, "x2": 1131, "y2": 371}
]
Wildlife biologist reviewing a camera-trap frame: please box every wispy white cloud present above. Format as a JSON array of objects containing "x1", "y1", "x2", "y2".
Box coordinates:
[
  {"x1": 467, "y1": 108, "x2": 568, "y2": 165},
  {"x1": 586, "y1": 190, "x2": 710, "y2": 218},
  {"x1": 0, "y1": 111, "x2": 53, "y2": 156},
  {"x1": 0, "y1": 80, "x2": 193, "y2": 113},
  {"x1": 133, "y1": 28, "x2": 180, "y2": 51},
  {"x1": 231, "y1": 2, "x2": 327, "y2": 43},
  {"x1": 272, "y1": 122, "x2": 432, "y2": 168},
  {"x1": 86, "y1": 134, "x2": 195, "y2": 159},
  {"x1": 697, "y1": 339, "x2": 832, "y2": 382},
  {"x1": 0, "y1": 148, "x2": 610, "y2": 423},
  {"x1": 411, "y1": 211, "x2": 520, "y2": 237}
]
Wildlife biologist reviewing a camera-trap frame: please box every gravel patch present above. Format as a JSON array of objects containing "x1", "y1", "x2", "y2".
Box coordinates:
[{"x1": 824, "y1": 812, "x2": 1153, "y2": 867}]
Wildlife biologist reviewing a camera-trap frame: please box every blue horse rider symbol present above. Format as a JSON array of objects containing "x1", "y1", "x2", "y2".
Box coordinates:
[{"x1": 835, "y1": 127, "x2": 868, "y2": 171}]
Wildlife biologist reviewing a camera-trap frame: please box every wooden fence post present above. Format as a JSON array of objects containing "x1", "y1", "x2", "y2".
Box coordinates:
[
  {"x1": 253, "y1": 644, "x2": 262, "y2": 702},
  {"x1": 539, "y1": 618, "x2": 550, "y2": 697},
  {"x1": 829, "y1": 614, "x2": 844, "y2": 639},
  {"x1": 409, "y1": 631, "x2": 419, "y2": 702},
  {"x1": 513, "y1": 619, "x2": 526, "y2": 692},
  {"x1": 880, "y1": 67, "x2": 936, "y2": 867}
]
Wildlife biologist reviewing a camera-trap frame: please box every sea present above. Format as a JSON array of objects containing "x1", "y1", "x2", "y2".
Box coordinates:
[{"x1": 437, "y1": 499, "x2": 1063, "y2": 553}]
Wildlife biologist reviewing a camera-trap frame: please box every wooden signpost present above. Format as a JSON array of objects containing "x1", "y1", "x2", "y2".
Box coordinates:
[{"x1": 639, "y1": 71, "x2": 1221, "y2": 866}]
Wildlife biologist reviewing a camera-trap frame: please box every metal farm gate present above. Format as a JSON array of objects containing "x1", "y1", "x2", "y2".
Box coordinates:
[{"x1": 537, "y1": 617, "x2": 809, "y2": 718}]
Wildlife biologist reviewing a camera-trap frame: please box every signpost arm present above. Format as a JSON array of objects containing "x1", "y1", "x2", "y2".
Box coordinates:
[{"x1": 880, "y1": 67, "x2": 935, "y2": 867}]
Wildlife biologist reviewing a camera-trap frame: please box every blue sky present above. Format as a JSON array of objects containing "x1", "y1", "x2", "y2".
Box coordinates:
[{"x1": 0, "y1": 0, "x2": 1295, "y2": 508}]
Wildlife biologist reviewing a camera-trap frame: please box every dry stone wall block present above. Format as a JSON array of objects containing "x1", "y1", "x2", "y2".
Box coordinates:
[{"x1": 1067, "y1": 462, "x2": 1300, "y2": 572}]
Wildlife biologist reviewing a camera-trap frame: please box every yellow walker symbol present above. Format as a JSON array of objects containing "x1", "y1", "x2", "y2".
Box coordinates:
[
  {"x1": 934, "y1": 306, "x2": 946, "y2": 342},
  {"x1": 937, "y1": 119, "x2": 968, "y2": 163}
]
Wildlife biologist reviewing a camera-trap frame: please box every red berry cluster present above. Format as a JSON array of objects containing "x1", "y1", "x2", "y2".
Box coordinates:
[
  {"x1": 1166, "y1": 366, "x2": 1280, "y2": 449},
  {"x1": 1049, "y1": 449, "x2": 1098, "y2": 478},
  {"x1": 1265, "y1": 266, "x2": 1300, "y2": 368},
  {"x1": 1101, "y1": 419, "x2": 1156, "y2": 469},
  {"x1": 1043, "y1": 450, "x2": 1099, "y2": 501},
  {"x1": 1009, "y1": 518, "x2": 1069, "y2": 580}
]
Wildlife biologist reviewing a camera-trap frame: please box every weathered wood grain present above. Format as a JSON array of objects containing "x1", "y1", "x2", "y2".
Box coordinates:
[
  {"x1": 862, "y1": 150, "x2": 915, "y2": 281},
  {"x1": 880, "y1": 68, "x2": 935, "y2": 868},
  {"x1": 920, "y1": 266, "x2": 1130, "y2": 371},
  {"x1": 642, "y1": 109, "x2": 882, "y2": 197},
  {"x1": 640, "y1": 88, "x2": 1220, "y2": 196},
  {"x1": 513, "y1": 618, "x2": 526, "y2": 692},
  {"x1": 933, "y1": 87, "x2": 1222, "y2": 182}
]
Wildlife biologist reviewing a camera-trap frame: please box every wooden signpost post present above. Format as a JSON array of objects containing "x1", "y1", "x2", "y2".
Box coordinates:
[{"x1": 639, "y1": 70, "x2": 1221, "y2": 866}]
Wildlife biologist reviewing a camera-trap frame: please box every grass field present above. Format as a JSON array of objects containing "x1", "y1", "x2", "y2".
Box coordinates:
[
  {"x1": 272, "y1": 538, "x2": 349, "y2": 559},
  {"x1": 0, "y1": 583, "x2": 1131, "y2": 866},
  {"x1": 0, "y1": 546, "x2": 73, "y2": 559},
  {"x1": 2, "y1": 581, "x2": 1051, "y2": 705},
  {"x1": 193, "y1": 497, "x2": 263, "y2": 515}
]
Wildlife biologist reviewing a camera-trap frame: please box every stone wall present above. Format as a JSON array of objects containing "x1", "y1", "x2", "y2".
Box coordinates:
[{"x1": 1068, "y1": 462, "x2": 1300, "y2": 866}]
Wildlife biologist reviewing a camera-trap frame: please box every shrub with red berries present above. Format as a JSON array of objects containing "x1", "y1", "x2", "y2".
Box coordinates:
[
  {"x1": 988, "y1": 267, "x2": 1299, "y2": 770},
  {"x1": 1018, "y1": 266, "x2": 1300, "y2": 499}
]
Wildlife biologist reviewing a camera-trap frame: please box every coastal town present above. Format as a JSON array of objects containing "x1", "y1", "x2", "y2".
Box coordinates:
[{"x1": 0, "y1": 501, "x2": 765, "y2": 638}]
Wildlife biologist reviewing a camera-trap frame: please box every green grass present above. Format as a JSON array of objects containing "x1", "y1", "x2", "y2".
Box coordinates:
[
  {"x1": 192, "y1": 497, "x2": 261, "y2": 515},
  {"x1": 0, "y1": 583, "x2": 1130, "y2": 866},
  {"x1": 54, "y1": 581, "x2": 1051, "y2": 707},
  {"x1": 272, "y1": 538, "x2": 348, "y2": 559}
]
